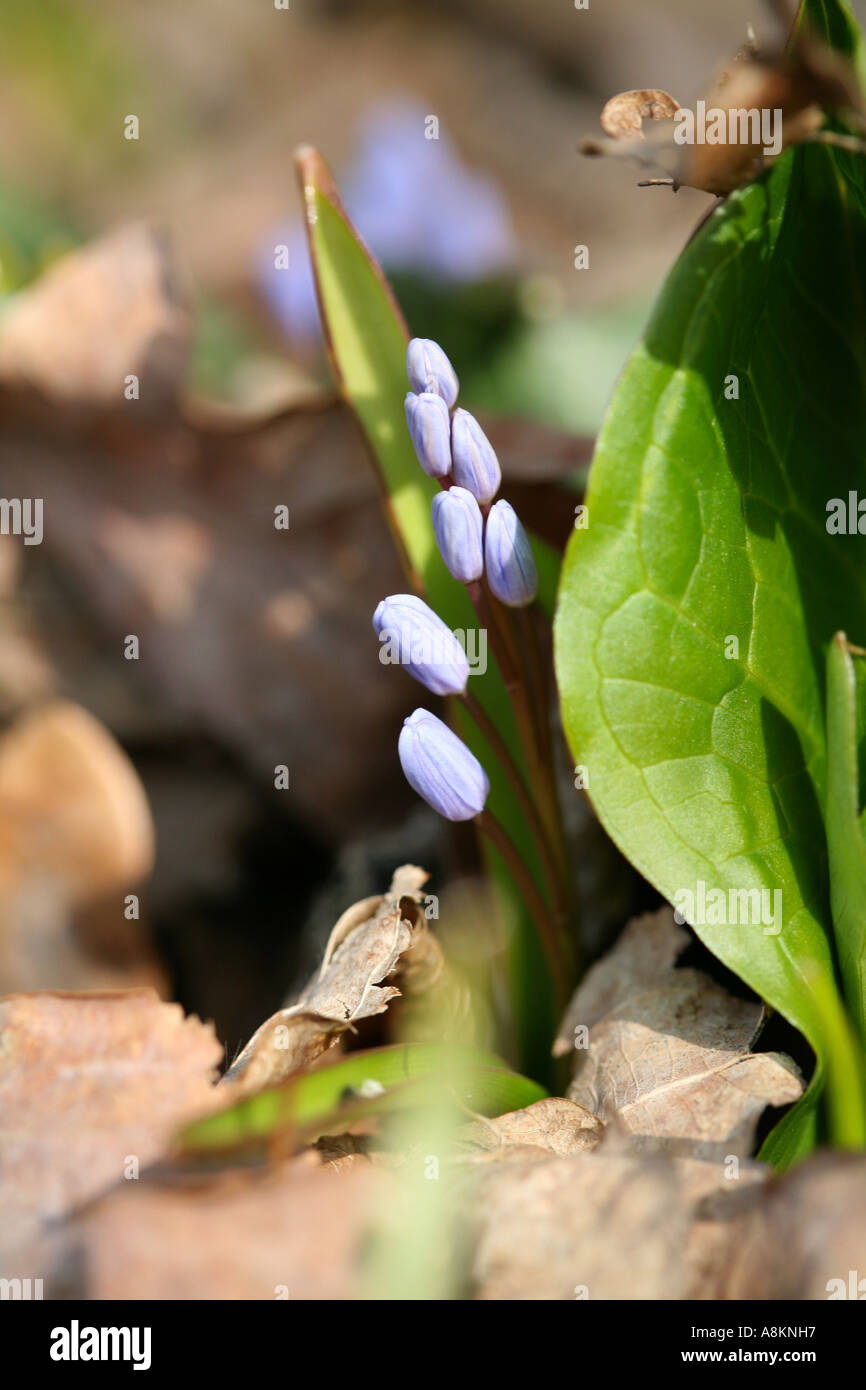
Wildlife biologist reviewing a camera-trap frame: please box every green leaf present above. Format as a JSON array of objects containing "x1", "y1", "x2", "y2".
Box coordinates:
[
  {"x1": 795, "y1": 0, "x2": 866, "y2": 85},
  {"x1": 554, "y1": 131, "x2": 866, "y2": 1158},
  {"x1": 178, "y1": 1043, "x2": 547, "y2": 1155},
  {"x1": 295, "y1": 147, "x2": 562, "y2": 1078},
  {"x1": 826, "y1": 633, "x2": 866, "y2": 1038}
]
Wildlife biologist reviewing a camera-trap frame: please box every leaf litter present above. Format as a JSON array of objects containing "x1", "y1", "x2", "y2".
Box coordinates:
[{"x1": 1, "y1": 869, "x2": 861, "y2": 1298}]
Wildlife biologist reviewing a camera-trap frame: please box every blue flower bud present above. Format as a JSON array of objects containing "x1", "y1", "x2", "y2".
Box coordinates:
[
  {"x1": 484, "y1": 499, "x2": 538, "y2": 607},
  {"x1": 431, "y1": 486, "x2": 484, "y2": 584},
  {"x1": 404, "y1": 391, "x2": 452, "y2": 479},
  {"x1": 373, "y1": 593, "x2": 469, "y2": 695},
  {"x1": 450, "y1": 409, "x2": 501, "y2": 505},
  {"x1": 398, "y1": 709, "x2": 489, "y2": 821},
  {"x1": 406, "y1": 338, "x2": 459, "y2": 409}
]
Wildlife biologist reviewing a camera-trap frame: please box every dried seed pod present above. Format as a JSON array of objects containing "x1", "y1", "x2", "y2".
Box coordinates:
[{"x1": 599, "y1": 89, "x2": 680, "y2": 141}]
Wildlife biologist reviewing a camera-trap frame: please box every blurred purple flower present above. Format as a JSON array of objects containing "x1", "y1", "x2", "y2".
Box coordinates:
[{"x1": 258, "y1": 100, "x2": 515, "y2": 343}]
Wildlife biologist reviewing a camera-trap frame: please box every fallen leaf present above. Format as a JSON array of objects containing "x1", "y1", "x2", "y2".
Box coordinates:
[
  {"x1": 715, "y1": 1152, "x2": 866, "y2": 1299},
  {"x1": 673, "y1": 1154, "x2": 768, "y2": 1299},
  {"x1": 56, "y1": 1155, "x2": 384, "y2": 1300},
  {"x1": 463, "y1": 1140, "x2": 773, "y2": 1300},
  {"x1": 459, "y1": 1096, "x2": 602, "y2": 1158},
  {"x1": 0, "y1": 701, "x2": 158, "y2": 995},
  {"x1": 0, "y1": 989, "x2": 222, "y2": 1262},
  {"x1": 0, "y1": 700, "x2": 154, "y2": 902},
  {"x1": 222, "y1": 865, "x2": 438, "y2": 1092},
  {"x1": 94, "y1": 510, "x2": 214, "y2": 623},
  {"x1": 468, "y1": 1151, "x2": 688, "y2": 1299},
  {"x1": 0, "y1": 224, "x2": 189, "y2": 411},
  {"x1": 555, "y1": 909, "x2": 802, "y2": 1158}
]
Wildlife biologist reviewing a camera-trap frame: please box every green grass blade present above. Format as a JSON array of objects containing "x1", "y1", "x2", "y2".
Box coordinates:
[
  {"x1": 826, "y1": 634, "x2": 866, "y2": 1039},
  {"x1": 178, "y1": 1042, "x2": 547, "y2": 1155}
]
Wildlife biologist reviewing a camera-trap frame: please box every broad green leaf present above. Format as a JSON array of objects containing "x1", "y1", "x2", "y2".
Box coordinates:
[
  {"x1": 296, "y1": 147, "x2": 563, "y2": 1078},
  {"x1": 554, "y1": 122, "x2": 866, "y2": 1158},
  {"x1": 178, "y1": 1043, "x2": 547, "y2": 1155},
  {"x1": 795, "y1": 0, "x2": 866, "y2": 87},
  {"x1": 826, "y1": 634, "x2": 866, "y2": 1038}
]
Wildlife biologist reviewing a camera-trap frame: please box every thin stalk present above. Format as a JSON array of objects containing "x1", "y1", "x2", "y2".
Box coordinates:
[
  {"x1": 466, "y1": 578, "x2": 577, "y2": 969},
  {"x1": 516, "y1": 605, "x2": 552, "y2": 771},
  {"x1": 475, "y1": 808, "x2": 571, "y2": 1012},
  {"x1": 514, "y1": 604, "x2": 574, "y2": 913},
  {"x1": 467, "y1": 580, "x2": 522, "y2": 700},
  {"x1": 460, "y1": 688, "x2": 566, "y2": 920}
]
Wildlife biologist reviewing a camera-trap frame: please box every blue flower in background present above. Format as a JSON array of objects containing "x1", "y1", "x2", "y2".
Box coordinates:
[{"x1": 259, "y1": 100, "x2": 515, "y2": 343}]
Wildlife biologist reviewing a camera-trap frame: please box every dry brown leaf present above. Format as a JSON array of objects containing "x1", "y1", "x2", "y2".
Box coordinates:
[
  {"x1": 53, "y1": 1155, "x2": 385, "y2": 1300},
  {"x1": 459, "y1": 1096, "x2": 603, "y2": 1159},
  {"x1": 599, "y1": 89, "x2": 680, "y2": 140},
  {"x1": 0, "y1": 701, "x2": 158, "y2": 995},
  {"x1": 94, "y1": 510, "x2": 214, "y2": 623},
  {"x1": 469, "y1": 1151, "x2": 689, "y2": 1300},
  {"x1": 0, "y1": 989, "x2": 222, "y2": 1262},
  {"x1": 555, "y1": 909, "x2": 802, "y2": 1158},
  {"x1": 0, "y1": 224, "x2": 189, "y2": 410},
  {"x1": 715, "y1": 1152, "x2": 866, "y2": 1299},
  {"x1": 465, "y1": 1143, "x2": 772, "y2": 1300},
  {"x1": 673, "y1": 1155, "x2": 768, "y2": 1299},
  {"x1": 0, "y1": 700, "x2": 154, "y2": 902},
  {"x1": 222, "y1": 865, "x2": 437, "y2": 1093},
  {"x1": 581, "y1": 21, "x2": 865, "y2": 195}
]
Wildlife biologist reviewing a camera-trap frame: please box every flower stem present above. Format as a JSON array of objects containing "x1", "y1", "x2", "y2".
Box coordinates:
[
  {"x1": 466, "y1": 578, "x2": 578, "y2": 978},
  {"x1": 460, "y1": 688, "x2": 566, "y2": 920},
  {"x1": 476, "y1": 808, "x2": 571, "y2": 1013},
  {"x1": 513, "y1": 605, "x2": 575, "y2": 918}
]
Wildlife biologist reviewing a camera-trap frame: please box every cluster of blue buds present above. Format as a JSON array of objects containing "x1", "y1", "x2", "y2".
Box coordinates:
[
  {"x1": 375, "y1": 335, "x2": 546, "y2": 823},
  {"x1": 404, "y1": 337, "x2": 537, "y2": 607}
]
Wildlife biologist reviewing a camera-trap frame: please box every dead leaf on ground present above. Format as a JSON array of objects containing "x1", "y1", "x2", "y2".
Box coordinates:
[
  {"x1": 0, "y1": 700, "x2": 154, "y2": 901},
  {"x1": 465, "y1": 1145, "x2": 772, "y2": 1300},
  {"x1": 222, "y1": 865, "x2": 440, "y2": 1093},
  {"x1": 0, "y1": 701, "x2": 159, "y2": 994},
  {"x1": 0, "y1": 224, "x2": 189, "y2": 411},
  {"x1": 674, "y1": 1154, "x2": 767, "y2": 1299},
  {"x1": 53, "y1": 1154, "x2": 385, "y2": 1300},
  {"x1": 555, "y1": 908, "x2": 802, "y2": 1158},
  {"x1": 0, "y1": 989, "x2": 222, "y2": 1262},
  {"x1": 715, "y1": 1152, "x2": 866, "y2": 1299},
  {"x1": 468, "y1": 1150, "x2": 689, "y2": 1300},
  {"x1": 458, "y1": 1096, "x2": 603, "y2": 1160}
]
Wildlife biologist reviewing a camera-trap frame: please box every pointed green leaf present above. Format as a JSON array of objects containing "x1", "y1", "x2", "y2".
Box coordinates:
[
  {"x1": 826, "y1": 633, "x2": 866, "y2": 1038},
  {"x1": 178, "y1": 1043, "x2": 547, "y2": 1155}
]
